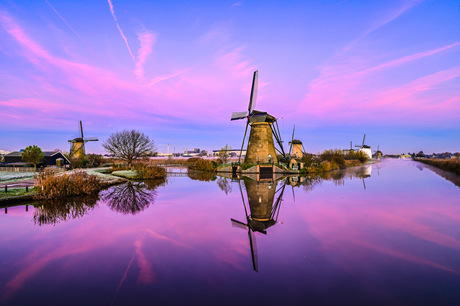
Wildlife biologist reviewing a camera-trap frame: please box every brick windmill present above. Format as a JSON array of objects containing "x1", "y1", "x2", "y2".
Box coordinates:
[
  {"x1": 231, "y1": 70, "x2": 286, "y2": 164},
  {"x1": 68, "y1": 121, "x2": 98, "y2": 158}
]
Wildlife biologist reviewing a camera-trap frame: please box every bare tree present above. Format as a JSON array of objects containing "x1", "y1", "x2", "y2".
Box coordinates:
[{"x1": 103, "y1": 130, "x2": 155, "y2": 165}]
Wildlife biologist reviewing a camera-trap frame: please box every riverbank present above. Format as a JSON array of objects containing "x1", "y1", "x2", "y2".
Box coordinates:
[{"x1": 414, "y1": 158, "x2": 460, "y2": 175}]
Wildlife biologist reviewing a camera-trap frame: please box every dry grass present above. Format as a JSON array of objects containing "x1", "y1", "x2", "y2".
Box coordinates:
[
  {"x1": 414, "y1": 158, "x2": 460, "y2": 175},
  {"x1": 34, "y1": 169, "x2": 102, "y2": 200}
]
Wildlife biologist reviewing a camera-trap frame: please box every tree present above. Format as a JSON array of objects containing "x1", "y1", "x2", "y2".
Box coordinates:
[
  {"x1": 218, "y1": 144, "x2": 231, "y2": 164},
  {"x1": 21, "y1": 145, "x2": 44, "y2": 170},
  {"x1": 199, "y1": 150, "x2": 208, "y2": 157},
  {"x1": 103, "y1": 130, "x2": 155, "y2": 165}
]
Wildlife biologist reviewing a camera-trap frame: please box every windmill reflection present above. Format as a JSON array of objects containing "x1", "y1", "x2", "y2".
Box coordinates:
[
  {"x1": 33, "y1": 194, "x2": 99, "y2": 226},
  {"x1": 231, "y1": 178, "x2": 287, "y2": 272},
  {"x1": 102, "y1": 181, "x2": 162, "y2": 215}
]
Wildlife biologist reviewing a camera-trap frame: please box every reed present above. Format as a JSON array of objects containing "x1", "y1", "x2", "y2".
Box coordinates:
[
  {"x1": 34, "y1": 169, "x2": 102, "y2": 200},
  {"x1": 414, "y1": 158, "x2": 460, "y2": 175}
]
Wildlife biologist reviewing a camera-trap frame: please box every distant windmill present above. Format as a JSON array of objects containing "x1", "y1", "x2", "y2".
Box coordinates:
[
  {"x1": 354, "y1": 134, "x2": 372, "y2": 160},
  {"x1": 231, "y1": 71, "x2": 286, "y2": 164},
  {"x1": 288, "y1": 125, "x2": 306, "y2": 159},
  {"x1": 68, "y1": 121, "x2": 98, "y2": 158},
  {"x1": 373, "y1": 145, "x2": 382, "y2": 159}
]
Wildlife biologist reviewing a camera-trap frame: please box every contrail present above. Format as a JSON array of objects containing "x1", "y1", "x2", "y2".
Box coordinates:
[
  {"x1": 107, "y1": 0, "x2": 135, "y2": 62},
  {"x1": 45, "y1": 0, "x2": 98, "y2": 57}
]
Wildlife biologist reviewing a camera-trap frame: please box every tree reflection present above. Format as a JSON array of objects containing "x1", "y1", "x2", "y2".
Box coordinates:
[
  {"x1": 33, "y1": 194, "x2": 99, "y2": 226},
  {"x1": 217, "y1": 177, "x2": 232, "y2": 194},
  {"x1": 187, "y1": 170, "x2": 216, "y2": 182},
  {"x1": 102, "y1": 181, "x2": 159, "y2": 215}
]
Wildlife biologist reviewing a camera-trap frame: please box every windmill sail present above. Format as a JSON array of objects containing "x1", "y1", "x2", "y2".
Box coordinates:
[
  {"x1": 248, "y1": 70, "x2": 258, "y2": 114},
  {"x1": 231, "y1": 112, "x2": 248, "y2": 121}
]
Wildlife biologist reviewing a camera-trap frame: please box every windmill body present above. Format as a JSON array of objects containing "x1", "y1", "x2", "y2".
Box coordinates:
[
  {"x1": 231, "y1": 71, "x2": 285, "y2": 165},
  {"x1": 355, "y1": 134, "x2": 372, "y2": 160},
  {"x1": 290, "y1": 140, "x2": 303, "y2": 158},
  {"x1": 68, "y1": 121, "x2": 98, "y2": 158},
  {"x1": 245, "y1": 121, "x2": 278, "y2": 164}
]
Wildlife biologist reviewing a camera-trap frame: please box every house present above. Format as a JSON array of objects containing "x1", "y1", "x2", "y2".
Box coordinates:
[
  {"x1": 289, "y1": 158, "x2": 304, "y2": 171},
  {"x1": 2, "y1": 151, "x2": 70, "y2": 167}
]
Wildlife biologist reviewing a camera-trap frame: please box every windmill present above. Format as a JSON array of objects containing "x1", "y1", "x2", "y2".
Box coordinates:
[
  {"x1": 373, "y1": 145, "x2": 382, "y2": 159},
  {"x1": 288, "y1": 125, "x2": 307, "y2": 159},
  {"x1": 230, "y1": 179, "x2": 287, "y2": 272},
  {"x1": 68, "y1": 121, "x2": 98, "y2": 158},
  {"x1": 231, "y1": 70, "x2": 286, "y2": 164},
  {"x1": 354, "y1": 134, "x2": 372, "y2": 160}
]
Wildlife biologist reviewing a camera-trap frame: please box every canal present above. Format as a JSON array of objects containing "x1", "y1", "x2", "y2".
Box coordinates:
[{"x1": 1, "y1": 159, "x2": 459, "y2": 305}]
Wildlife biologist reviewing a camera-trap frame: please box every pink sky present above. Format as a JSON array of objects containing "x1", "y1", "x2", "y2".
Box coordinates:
[{"x1": 0, "y1": 1, "x2": 459, "y2": 154}]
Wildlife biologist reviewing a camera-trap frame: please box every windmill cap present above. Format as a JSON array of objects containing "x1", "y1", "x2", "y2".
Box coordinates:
[{"x1": 291, "y1": 140, "x2": 302, "y2": 144}]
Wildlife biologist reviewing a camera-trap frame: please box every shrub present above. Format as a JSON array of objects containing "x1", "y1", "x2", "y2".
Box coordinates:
[
  {"x1": 189, "y1": 158, "x2": 216, "y2": 172},
  {"x1": 134, "y1": 163, "x2": 166, "y2": 179},
  {"x1": 186, "y1": 157, "x2": 201, "y2": 166},
  {"x1": 320, "y1": 149, "x2": 346, "y2": 169},
  {"x1": 34, "y1": 169, "x2": 102, "y2": 200}
]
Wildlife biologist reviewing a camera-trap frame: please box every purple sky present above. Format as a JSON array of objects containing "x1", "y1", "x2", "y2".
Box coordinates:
[{"x1": 0, "y1": 0, "x2": 459, "y2": 155}]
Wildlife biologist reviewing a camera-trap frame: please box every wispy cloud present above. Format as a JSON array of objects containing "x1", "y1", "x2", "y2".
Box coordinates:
[
  {"x1": 45, "y1": 0, "x2": 98, "y2": 57},
  {"x1": 301, "y1": 41, "x2": 460, "y2": 125},
  {"x1": 107, "y1": 0, "x2": 135, "y2": 62},
  {"x1": 148, "y1": 67, "x2": 193, "y2": 86},
  {"x1": 134, "y1": 31, "x2": 156, "y2": 80}
]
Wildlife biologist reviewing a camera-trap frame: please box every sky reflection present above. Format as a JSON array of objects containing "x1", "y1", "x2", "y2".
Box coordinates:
[{"x1": 0, "y1": 159, "x2": 460, "y2": 305}]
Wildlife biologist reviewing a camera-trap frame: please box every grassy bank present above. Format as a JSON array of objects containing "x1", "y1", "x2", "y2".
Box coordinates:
[
  {"x1": 0, "y1": 187, "x2": 36, "y2": 200},
  {"x1": 110, "y1": 162, "x2": 166, "y2": 180},
  {"x1": 414, "y1": 158, "x2": 460, "y2": 175}
]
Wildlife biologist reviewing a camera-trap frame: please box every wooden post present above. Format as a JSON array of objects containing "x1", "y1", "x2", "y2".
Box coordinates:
[
  {"x1": 4, "y1": 185, "x2": 7, "y2": 193},
  {"x1": 26, "y1": 186, "x2": 29, "y2": 192}
]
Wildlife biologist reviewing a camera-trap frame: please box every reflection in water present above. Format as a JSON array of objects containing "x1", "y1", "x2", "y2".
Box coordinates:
[
  {"x1": 298, "y1": 164, "x2": 374, "y2": 191},
  {"x1": 217, "y1": 177, "x2": 232, "y2": 194},
  {"x1": 416, "y1": 161, "x2": 460, "y2": 188},
  {"x1": 102, "y1": 180, "x2": 164, "y2": 215},
  {"x1": 187, "y1": 170, "x2": 216, "y2": 182},
  {"x1": 231, "y1": 178, "x2": 287, "y2": 272},
  {"x1": 34, "y1": 194, "x2": 99, "y2": 226}
]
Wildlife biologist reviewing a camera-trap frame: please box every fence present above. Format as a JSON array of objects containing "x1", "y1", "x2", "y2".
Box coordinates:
[{"x1": 0, "y1": 167, "x2": 36, "y2": 172}]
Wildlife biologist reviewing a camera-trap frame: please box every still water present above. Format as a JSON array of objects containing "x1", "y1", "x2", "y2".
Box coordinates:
[{"x1": 1, "y1": 159, "x2": 459, "y2": 305}]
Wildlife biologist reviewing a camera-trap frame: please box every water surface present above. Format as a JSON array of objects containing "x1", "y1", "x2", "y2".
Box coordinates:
[{"x1": 1, "y1": 159, "x2": 459, "y2": 305}]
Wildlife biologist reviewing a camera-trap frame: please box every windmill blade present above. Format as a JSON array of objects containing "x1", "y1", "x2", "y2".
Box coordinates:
[
  {"x1": 292, "y1": 186, "x2": 295, "y2": 202},
  {"x1": 301, "y1": 144, "x2": 307, "y2": 154},
  {"x1": 80, "y1": 121, "x2": 84, "y2": 138},
  {"x1": 248, "y1": 70, "x2": 258, "y2": 114},
  {"x1": 231, "y1": 112, "x2": 247, "y2": 121},
  {"x1": 289, "y1": 125, "x2": 295, "y2": 155},
  {"x1": 350, "y1": 141, "x2": 353, "y2": 150},
  {"x1": 362, "y1": 134, "x2": 366, "y2": 147},
  {"x1": 238, "y1": 121, "x2": 250, "y2": 164},
  {"x1": 85, "y1": 137, "x2": 98, "y2": 141},
  {"x1": 249, "y1": 229, "x2": 258, "y2": 272},
  {"x1": 362, "y1": 178, "x2": 366, "y2": 190},
  {"x1": 231, "y1": 219, "x2": 248, "y2": 230}
]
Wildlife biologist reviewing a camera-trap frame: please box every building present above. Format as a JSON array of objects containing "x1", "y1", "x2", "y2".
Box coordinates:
[
  {"x1": 2, "y1": 151, "x2": 70, "y2": 167},
  {"x1": 212, "y1": 149, "x2": 247, "y2": 157}
]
